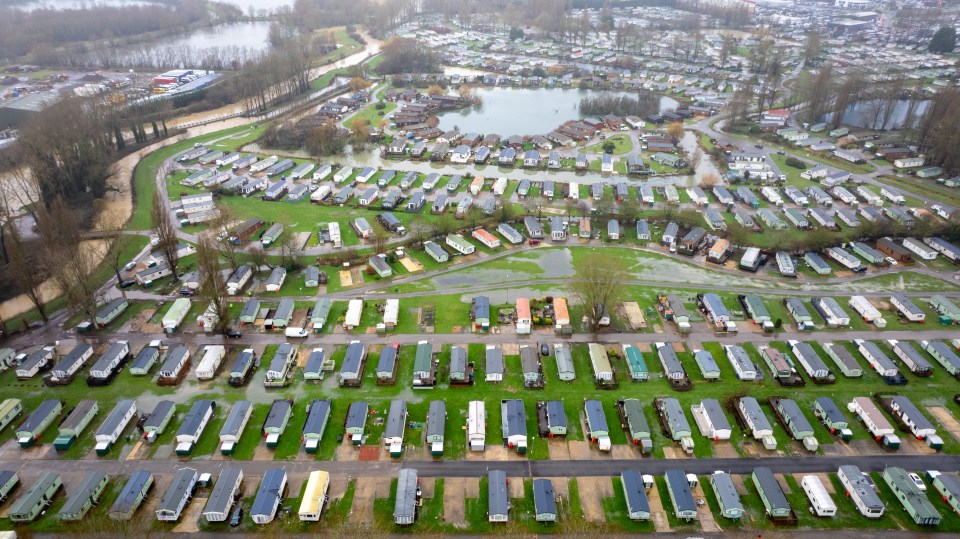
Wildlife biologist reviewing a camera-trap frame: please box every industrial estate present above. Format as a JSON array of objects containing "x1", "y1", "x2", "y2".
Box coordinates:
[{"x1": 2, "y1": 0, "x2": 960, "y2": 535}]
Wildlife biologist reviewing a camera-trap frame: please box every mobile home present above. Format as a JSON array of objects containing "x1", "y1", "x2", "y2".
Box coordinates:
[
  {"x1": 53, "y1": 399, "x2": 97, "y2": 450},
  {"x1": 838, "y1": 465, "x2": 885, "y2": 518},
  {"x1": 142, "y1": 400, "x2": 175, "y2": 442},
  {"x1": 621, "y1": 470, "x2": 652, "y2": 520},
  {"x1": 202, "y1": 467, "x2": 244, "y2": 523},
  {"x1": 219, "y1": 400, "x2": 252, "y2": 455},
  {"x1": 298, "y1": 470, "x2": 330, "y2": 521},
  {"x1": 251, "y1": 469, "x2": 288, "y2": 524},
  {"x1": 94, "y1": 399, "x2": 137, "y2": 455},
  {"x1": 156, "y1": 468, "x2": 198, "y2": 521},
  {"x1": 176, "y1": 400, "x2": 215, "y2": 456},
  {"x1": 16, "y1": 399, "x2": 62, "y2": 448},
  {"x1": 109, "y1": 471, "x2": 153, "y2": 520}
]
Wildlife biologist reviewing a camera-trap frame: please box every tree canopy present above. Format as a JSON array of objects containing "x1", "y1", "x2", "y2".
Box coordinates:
[{"x1": 929, "y1": 26, "x2": 956, "y2": 53}]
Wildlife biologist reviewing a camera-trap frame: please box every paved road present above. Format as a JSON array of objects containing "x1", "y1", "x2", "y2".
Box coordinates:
[{"x1": 6, "y1": 452, "x2": 960, "y2": 480}]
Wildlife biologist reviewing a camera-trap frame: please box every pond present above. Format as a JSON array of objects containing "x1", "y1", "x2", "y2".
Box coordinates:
[
  {"x1": 165, "y1": 21, "x2": 272, "y2": 52},
  {"x1": 824, "y1": 99, "x2": 930, "y2": 130},
  {"x1": 436, "y1": 87, "x2": 679, "y2": 136}
]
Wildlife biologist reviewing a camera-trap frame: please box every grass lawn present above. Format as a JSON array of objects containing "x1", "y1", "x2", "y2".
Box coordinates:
[
  {"x1": 346, "y1": 101, "x2": 396, "y2": 129},
  {"x1": 583, "y1": 134, "x2": 633, "y2": 155},
  {"x1": 874, "y1": 174, "x2": 960, "y2": 208}
]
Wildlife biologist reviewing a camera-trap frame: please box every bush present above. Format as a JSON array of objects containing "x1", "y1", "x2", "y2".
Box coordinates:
[{"x1": 785, "y1": 156, "x2": 806, "y2": 169}]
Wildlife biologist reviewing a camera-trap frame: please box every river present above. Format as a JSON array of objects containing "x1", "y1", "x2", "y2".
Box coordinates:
[
  {"x1": 437, "y1": 87, "x2": 679, "y2": 136},
  {"x1": 824, "y1": 99, "x2": 930, "y2": 131}
]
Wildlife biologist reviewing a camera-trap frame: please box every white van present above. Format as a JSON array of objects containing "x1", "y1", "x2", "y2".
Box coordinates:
[{"x1": 284, "y1": 327, "x2": 309, "y2": 338}]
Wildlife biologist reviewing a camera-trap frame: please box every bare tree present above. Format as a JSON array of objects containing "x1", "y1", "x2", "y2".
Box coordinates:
[
  {"x1": 408, "y1": 215, "x2": 434, "y2": 245},
  {"x1": 5, "y1": 219, "x2": 49, "y2": 321},
  {"x1": 666, "y1": 122, "x2": 685, "y2": 141},
  {"x1": 371, "y1": 223, "x2": 390, "y2": 254},
  {"x1": 151, "y1": 195, "x2": 179, "y2": 276},
  {"x1": 247, "y1": 245, "x2": 270, "y2": 272},
  {"x1": 196, "y1": 236, "x2": 231, "y2": 334},
  {"x1": 571, "y1": 252, "x2": 628, "y2": 332},
  {"x1": 689, "y1": 147, "x2": 703, "y2": 171},
  {"x1": 37, "y1": 198, "x2": 102, "y2": 326}
]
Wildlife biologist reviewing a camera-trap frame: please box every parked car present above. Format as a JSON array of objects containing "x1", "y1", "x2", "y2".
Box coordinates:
[
  {"x1": 120, "y1": 279, "x2": 136, "y2": 289},
  {"x1": 540, "y1": 343, "x2": 551, "y2": 356},
  {"x1": 124, "y1": 261, "x2": 137, "y2": 271},
  {"x1": 909, "y1": 473, "x2": 926, "y2": 491},
  {"x1": 225, "y1": 329, "x2": 243, "y2": 339},
  {"x1": 230, "y1": 506, "x2": 244, "y2": 527}
]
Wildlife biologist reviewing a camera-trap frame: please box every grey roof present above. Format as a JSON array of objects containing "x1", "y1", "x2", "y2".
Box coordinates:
[
  {"x1": 839, "y1": 465, "x2": 883, "y2": 510},
  {"x1": 666, "y1": 295, "x2": 690, "y2": 318},
  {"x1": 426, "y1": 401, "x2": 446, "y2": 438},
  {"x1": 546, "y1": 400, "x2": 567, "y2": 429},
  {"x1": 659, "y1": 346, "x2": 684, "y2": 376},
  {"x1": 585, "y1": 400, "x2": 609, "y2": 433},
  {"x1": 131, "y1": 346, "x2": 159, "y2": 371},
  {"x1": 927, "y1": 341, "x2": 960, "y2": 371},
  {"x1": 53, "y1": 343, "x2": 93, "y2": 375},
  {"x1": 793, "y1": 342, "x2": 829, "y2": 373},
  {"x1": 753, "y1": 467, "x2": 790, "y2": 511},
  {"x1": 96, "y1": 399, "x2": 136, "y2": 437},
  {"x1": 269, "y1": 343, "x2": 294, "y2": 373},
  {"x1": 60, "y1": 471, "x2": 107, "y2": 516},
  {"x1": 111, "y1": 471, "x2": 152, "y2": 515},
  {"x1": 815, "y1": 397, "x2": 847, "y2": 425},
  {"x1": 449, "y1": 346, "x2": 467, "y2": 374},
  {"x1": 158, "y1": 468, "x2": 197, "y2": 514},
  {"x1": 860, "y1": 341, "x2": 898, "y2": 372},
  {"x1": 144, "y1": 400, "x2": 175, "y2": 430},
  {"x1": 533, "y1": 478, "x2": 557, "y2": 515},
  {"x1": 394, "y1": 468, "x2": 419, "y2": 521},
  {"x1": 58, "y1": 400, "x2": 97, "y2": 434},
  {"x1": 739, "y1": 397, "x2": 773, "y2": 431},
  {"x1": 700, "y1": 399, "x2": 730, "y2": 431},
  {"x1": 520, "y1": 346, "x2": 539, "y2": 374},
  {"x1": 177, "y1": 400, "x2": 214, "y2": 437},
  {"x1": 825, "y1": 343, "x2": 860, "y2": 372},
  {"x1": 501, "y1": 399, "x2": 526, "y2": 438},
  {"x1": 701, "y1": 293, "x2": 729, "y2": 318},
  {"x1": 891, "y1": 293, "x2": 924, "y2": 316},
  {"x1": 19, "y1": 399, "x2": 61, "y2": 433},
  {"x1": 661, "y1": 398, "x2": 690, "y2": 435},
  {"x1": 240, "y1": 300, "x2": 260, "y2": 319},
  {"x1": 230, "y1": 350, "x2": 255, "y2": 377},
  {"x1": 274, "y1": 298, "x2": 294, "y2": 321},
  {"x1": 726, "y1": 345, "x2": 752, "y2": 372},
  {"x1": 9, "y1": 472, "x2": 59, "y2": 517},
  {"x1": 473, "y1": 296, "x2": 490, "y2": 320},
  {"x1": 376, "y1": 345, "x2": 397, "y2": 374},
  {"x1": 786, "y1": 298, "x2": 812, "y2": 318},
  {"x1": 96, "y1": 297, "x2": 128, "y2": 319},
  {"x1": 251, "y1": 469, "x2": 286, "y2": 518},
  {"x1": 346, "y1": 401, "x2": 368, "y2": 430},
  {"x1": 264, "y1": 400, "x2": 292, "y2": 430},
  {"x1": 778, "y1": 399, "x2": 813, "y2": 434},
  {"x1": 304, "y1": 400, "x2": 332, "y2": 435},
  {"x1": 893, "y1": 341, "x2": 932, "y2": 372},
  {"x1": 711, "y1": 472, "x2": 743, "y2": 513},
  {"x1": 385, "y1": 400, "x2": 407, "y2": 439},
  {"x1": 621, "y1": 470, "x2": 651, "y2": 514},
  {"x1": 304, "y1": 349, "x2": 326, "y2": 374},
  {"x1": 220, "y1": 401, "x2": 251, "y2": 438},
  {"x1": 486, "y1": 347, "x2": 504, "y2": 374},
  {"x1": 341, "y1": 342, "x2": 366, "y2": 376},
  {"x1": 160, "y1": 346, "x2": 189, "y2": 374},
  {"x1": 890, "y1": 396, "x2": 935, "y2": 432},
  {"x1": 205, "y1": 468, "x2": 243, "y2": 516},
  {"x1": 90, "y1": 342, "x2": 128, "y2": 375},
  {"x1": 488, "y1": 470, "x2": 509, "y2": 516},
  {"x1": 665, "y1": 469, "x2": 696, "y2": 513}
]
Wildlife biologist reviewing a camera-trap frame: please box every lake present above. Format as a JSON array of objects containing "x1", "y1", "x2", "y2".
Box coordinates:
[
  {"x1": 10, "y1": 0, "x2": 294, "y2": 11},
  {"x1": 166, "y1": 21, "x2": 272, "y2": 52},
  {"x1": 826, "y1": 99, "x2": 930, "y2": 130},
  {"x1": 437, "y1": 87, "x2": 679, "y2": 136}
]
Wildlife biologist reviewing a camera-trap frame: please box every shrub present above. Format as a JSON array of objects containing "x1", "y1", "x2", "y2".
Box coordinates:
[{"x1": 785, "y1": 156, "x2": 806, "y2": 169}]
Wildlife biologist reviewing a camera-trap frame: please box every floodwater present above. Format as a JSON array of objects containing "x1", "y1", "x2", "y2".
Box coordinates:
[
  {"x1": 164, "y1": 21, "x2": 272, "y2": 53},
  {"x1": 825, "y1": 99, "x2": 930, "y2": 130},
  {"x1": 9, "y1": 0, "x2": 294, "y2": 11},
  {"x1": 432, "y1": 248, "x2": 574, "y2": 289},
  {"x1": 437, "y1": 88, "x2": 679, "y2": 136}
]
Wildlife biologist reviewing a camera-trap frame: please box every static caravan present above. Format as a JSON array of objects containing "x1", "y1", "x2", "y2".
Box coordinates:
[
  {"x1": 693, "y1": 398, "x2": 732, "y2": 441},
  {"x1": 156, "y1": 468, "x2": 198, "y2": 521},
  {"x1": 58, "y1": 471, "x2": 109, "y2": 521},
  {"x1": 8, "y1": 472, "x2": 62, "y2": 523},
  {"x1": 448, "y1": 346, "x2": 469, "y2": 384},
  {"x1": 238, "y1": 298, "x2": 260, "y2": 325},
  {"x1": 588, "y1": 343, "x2": 614, "y2": 384},
  {"x1": 298, "y1": 470, "x2": 330, "y2": 521},
  {"x1": 515, "y1": 297, "x2": 532, "y2": 334},
  {"x1": 157, "y1": 345, "x2": 190, "y2": 386},
  {"x1": 488, "y1": 470, "x2": 509, "y2": 522},
  {"x1": 142, "y1": 400, "x2": 175, "y2": 442},
  {"x1": 664, "y1": 469, "x2": 698, "y2": 521},
  {"x1": 542, "y1": 400, "x2": 567, "y2": 437},
  {"x1": 930, "y1": 295, "x2": 960, "y2": 323},
  {"x1": 251, "y1": 469, "x2": 288, "y2": 525},
  {"x1": 16, "y1": 347, "x2": 54, "y2": 379},
  {"x1": 228, "y1": 349, "x2": 256, "y2": 387},
  {"x1": 554, "y1": 343, "x2": 576, "y2": 381},
  {"x1": 264, "y1": 267, "x2": 287, "y2": 293},
  {"x1": 344, "y1": 299, "x2": 364, "y2": 330},
  {"x1": 94, "y1": 399, "x2": 137, "y2": 455},
  {"x1": 813, "y1": 396, "x2": 853, "y2": 440},
  {"x1": 16, "y1": 399, "x2": 62, "y2": 448},
  {"x1": 345, "y1": 401, "x2": 369, "y2": 444},
  {"x1": 710, "y1": 472, "x2": 744, "y2": 520},
  {"x1": 176, "y1": 400, "x2": 215, "y2": 456},
  {"x1": 265, "y1": 343, "x2": 297, "y2": 387},
  {"x1": 109, "y1": 471, "x2": 153, "y2": 520},
  {"x1": 657, "y1": 342, "x2": 686, "y2": 381},
  {"x1": 520, "y1": 345, "x2": 542, "y2": 388},
  {"x1": 822, "y1": 342, "x2": 863, "y2": 378},
  {"x1": 736, "y1": 397, "x2": 777, "y2": 450},
  {"x1": 695, "y1": 350, "x2": 721, "y2": 381},
  {"x1": 584, "y1": 400, "x2": 611, "y2": 451},
  {"x1": 0, "y1": 399, "x2": 22, "y2": 434},
  {"x1": 621, "y1": 470, "x2": 651, "y2": 520},
  {"x1": 890, "y1": 340, "x2": 933, "y2": 376},
  {"x1": 883, "y1": 467, "x2": 941, "y2": 525},
  {"x1": 303, "y1": 348, "x2": 327, "y2": 381},
  {"x1": 194, "y1": 345, "x2": 225, "y2": 381},
  {"x1": 384, "y1": 399, "x2": 408, "y2": 456},
  {"x1": 467, "y1": 401, "x2": 486, "y2": 451},
  {"x1": 162, "y1": 298, "x2": 191, "y2": 333},
  {"x1": 302, "y1": 399, "x2": 332, "y2": 454},
  {"x1": 53, "y1": 399, "x2": 98, "y2": 450},
  {"x1": 801, "y1": 475, "x2": 837, "y2": 517},
  {"x1": 857, "y1": 340, "x2": 903, "y2": 383},
  {"x1": 501, "y1": 399, "x2": 527, "y2": 453},
  {"x1": 891, "y1": 293, "x2": 925, "y2": 323},
  {"x1": 202, "y1": 467, "x2": 243, "y2": 523},
  {"x1": 753, "y1": 467, "x2": 792, "y2": 519},
  {"x1": 789, "y1": 341, "x2": 831, "y2": 381},
  {"x1": 310, "y1": 298, "x2": 332, "y2": 333},
  {"x1": 623, "y1": 344, "x2": 648, "y2": 382},
  {"x1": 533, "y1": 479, "x2": 557, "y2": 522},
  {"x1": 774, "y1": 398, "x2": 818, "y2": 451},
  {"x1": 262, "y1": 399, "x2": 293, "y2": 449},
  {"x1": 486, "y1": 345, "x2": 504, "y2": 382},
  {"x1": 725, "y1": 345, "x2": 757, "y2": 380},
  {"x1": 425, "y1": 400, "x2": 446, "y2": 456},
  {"x1": 932, "y1": 473, "x2": 960, "y2": 516},
  {"x1": 849, "y1": 296, "x2": 886, "y2": 328},
  {"x1": 48, "y1": 343, "x2": 93, "y2": 384},
  {"x1": 657, "y1": 398, "x2": 694, "y2": 454},
  {"x1": 497, "y1": 222, "x2": 523, "y2": 244},
  {"x1": 812, "y1": 297, "x2": 850, "y2": 328},
  {"x1": 87, "y1": 341, "x2": 130, "y2": 386},
  {"x1": 838, "y1": 465, "x2": 885, "y2": 518},
  {"x1": 923, "y1": 340, "x2": 960, "y2": 378},
  {"x1": 218, "y1": 400, "x2": 251, "y2": 455},
  {"x1": 888, "y1": 395, "x2": 938, "y2": 442},
  {"x1": 413, "y1": 341, "x2": 436, "y2": 388},
  {"x1": 740, "y1": 294, "x2": 773, "y2": 328},
  {"x1": 339, "y1": 341, "x2": 367, "y2": 386},
  {"x1": 394, "y1": 468, "x2": 421, "y2": 525},
  {"x1": 130, "y1": 346, "x2": 160, "y2": 376},
  {"x1": 848, "y1": 397, "x2": 899, "y2": 448}
]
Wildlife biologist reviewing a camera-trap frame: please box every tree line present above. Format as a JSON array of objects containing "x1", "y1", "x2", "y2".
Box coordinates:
[{"x1": 579, "y1": 91, "x2": 660, "y2": 117}]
